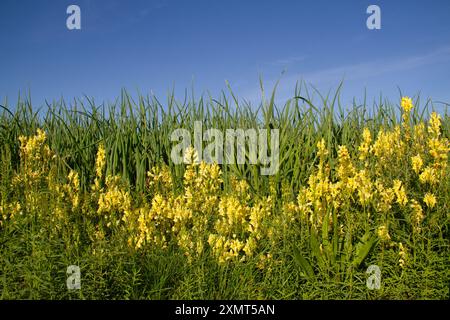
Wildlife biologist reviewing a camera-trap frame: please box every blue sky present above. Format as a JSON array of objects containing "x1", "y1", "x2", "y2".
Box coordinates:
[{"x1": 1, "y1": 0, "x2": 450, "y2": 110}]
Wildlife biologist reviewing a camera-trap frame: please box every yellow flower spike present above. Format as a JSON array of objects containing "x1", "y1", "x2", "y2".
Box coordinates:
[
  {"x1": 377, "y1": 225, "x2": 391, "y2": 242},
  {"x1": 147, "y1": 165, "x2": 173, "y2": 195},
  {"x1": 317, "y1": 138, "x2": 328, "y2": 158},
  {"x1": 419, "y1": 166, "x2": 438, "y2": 185},
  {"x1": 337, "y1": 145, "x2": 355, "y2": 181},
  {"x1": 358, "y1": 128, "x2": 372, "y2": 162},
  {"x1": 410, "y1": 199, "x2": 424, "y2": 232},
  {"x1": 428, "y1": 112, "x2": 441, "y2": 137},
  {"x1": 410, "y1": 154, "x2": 423, "y2": 174},
  {"x1": 413, "y1": 122, "x2": 425, "y2": 139},
  {"x1": 423, "y1": 193, "x2": 437, "y2": 209},
  {"x1": 398, "y1": 242, "x2": 408, "y2": 269},
  {"x1": 95, "y1": 143, "x2": 106, "y2": 179},
  {"x1": 375, "y1": 181, "x2": 395, "y2": 213},
  {"x1": 428, "y1": 138, "x2": 449, "y2": 164},
  {"x1": 393, "y1": 180, "x2": 408, "y2": 206},
  {"x1": 401, "y1": 97, "x2": 414, "y2": 113},
  {"x1": 243, "y1": 237, "x2": 257, "y2": 257}
]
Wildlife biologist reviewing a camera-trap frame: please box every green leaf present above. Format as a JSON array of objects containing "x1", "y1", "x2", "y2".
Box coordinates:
[
  {"x1": 292, "y1": 247, "x2": 315, "y2": 279},
  {"x1": 310, "y1": 229, "x2": 325, "y2": 270},
  {"x1": 352, "y1": 232, "x2": 378, "y2": 268}
]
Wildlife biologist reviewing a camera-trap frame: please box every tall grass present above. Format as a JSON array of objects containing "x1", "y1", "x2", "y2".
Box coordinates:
[
  {"x1": 2, "y1": 85, "x2": 447, "y2": 193},
  {"x1": 0, "y1": 83, "x2": 448, "y2": 299}
]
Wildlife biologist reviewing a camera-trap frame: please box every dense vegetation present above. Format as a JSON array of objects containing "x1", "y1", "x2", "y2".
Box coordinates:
[{"x1": 0, "y1": 86, "x2": 448, "y2": 299}]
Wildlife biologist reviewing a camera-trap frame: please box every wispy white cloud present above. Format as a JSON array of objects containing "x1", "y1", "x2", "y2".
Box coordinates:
[
  {"x1": 271, "y1": 56, "x2": 307, "y2": 66},
  {"x1": 130, "y1": 1, "x2": 169, "y2": 23},
  {"x1": 298, "y1": 45, "x2": 450, "y2": 85},
  {"x1": 242, "y1": 46, "x2": 450, "y2": 102}
]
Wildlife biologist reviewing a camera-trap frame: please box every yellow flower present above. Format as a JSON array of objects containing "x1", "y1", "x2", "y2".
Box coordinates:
[
  {"x1": 358, "y1": 128, "x2": 372, "y2": 161},
  {"x1": 230, "y1": 177, "x2": 252, "y2": 202},
  {"x1": 317, "y1": 138, "x2": 328, "y2": 158},
  {"x1": 147, "y1": 165, "x2": 173, "y2": 195},
  {"x1": 372, "y1": 126, "x2": 404, "y2": 166},
  {"x1": 401, "y1": 97, "x2": 413, "y2": 113},
  {"x1": 375, "y1": 181, "x2": 395, "y2": 213},
  {"x1": 377, "y1": 225, "x2": 391, "y2": 242},
  {"x1": 336, "y1": 145, "x2": 355, "y2": 181},
  {"x1": 423, "y1": 193, "x2": 436, "y2": 209},
  {"x1": 410, "y1": 199, "x2": 424, "y2": 232},
  {"x1": 95, "y1": 144, "x2": 106, "y2": 179},
  {"x1": 68, "y1": 170, "x2": 79, "y2": 188},
  {"x1": 419, "y1": 166, "x2": 438, "y2": 185},
  {"x1": 243, "y1": 236, "x2": 257, "y2": 257},
  {"x1": 398, "y1": 242, "x2": 408, "y2": 268},
  {"x1": 17, "y1": 129, "x2": 53, "y2": 184},
  {"x1": 216, "y1": 196, "x2": 248, "y2": 233},
  {"x1": 410, "y1": 154, "x2": 423, "y2": 174},
  {"x1": 428, "y1": 112, "x2": 441, "y2": 137},
  {"x1": 428, "y1": 138, "x2": 449, "y2": 164},
  {"x1": 413, "y1": 122, "x2": 425, "y2": 139},
  {"x1": 354, "y1": 170, "x2": 373, "y2": 206},
  {"x1": 97, "y1": 175, "x2": 132, "y2": 225},
  {"x1": 393, "y1": 180, "x2": 408, "y2": 206},
  {"x1": 65, "y1": 170, "x2": 80, "y2": 208}
]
